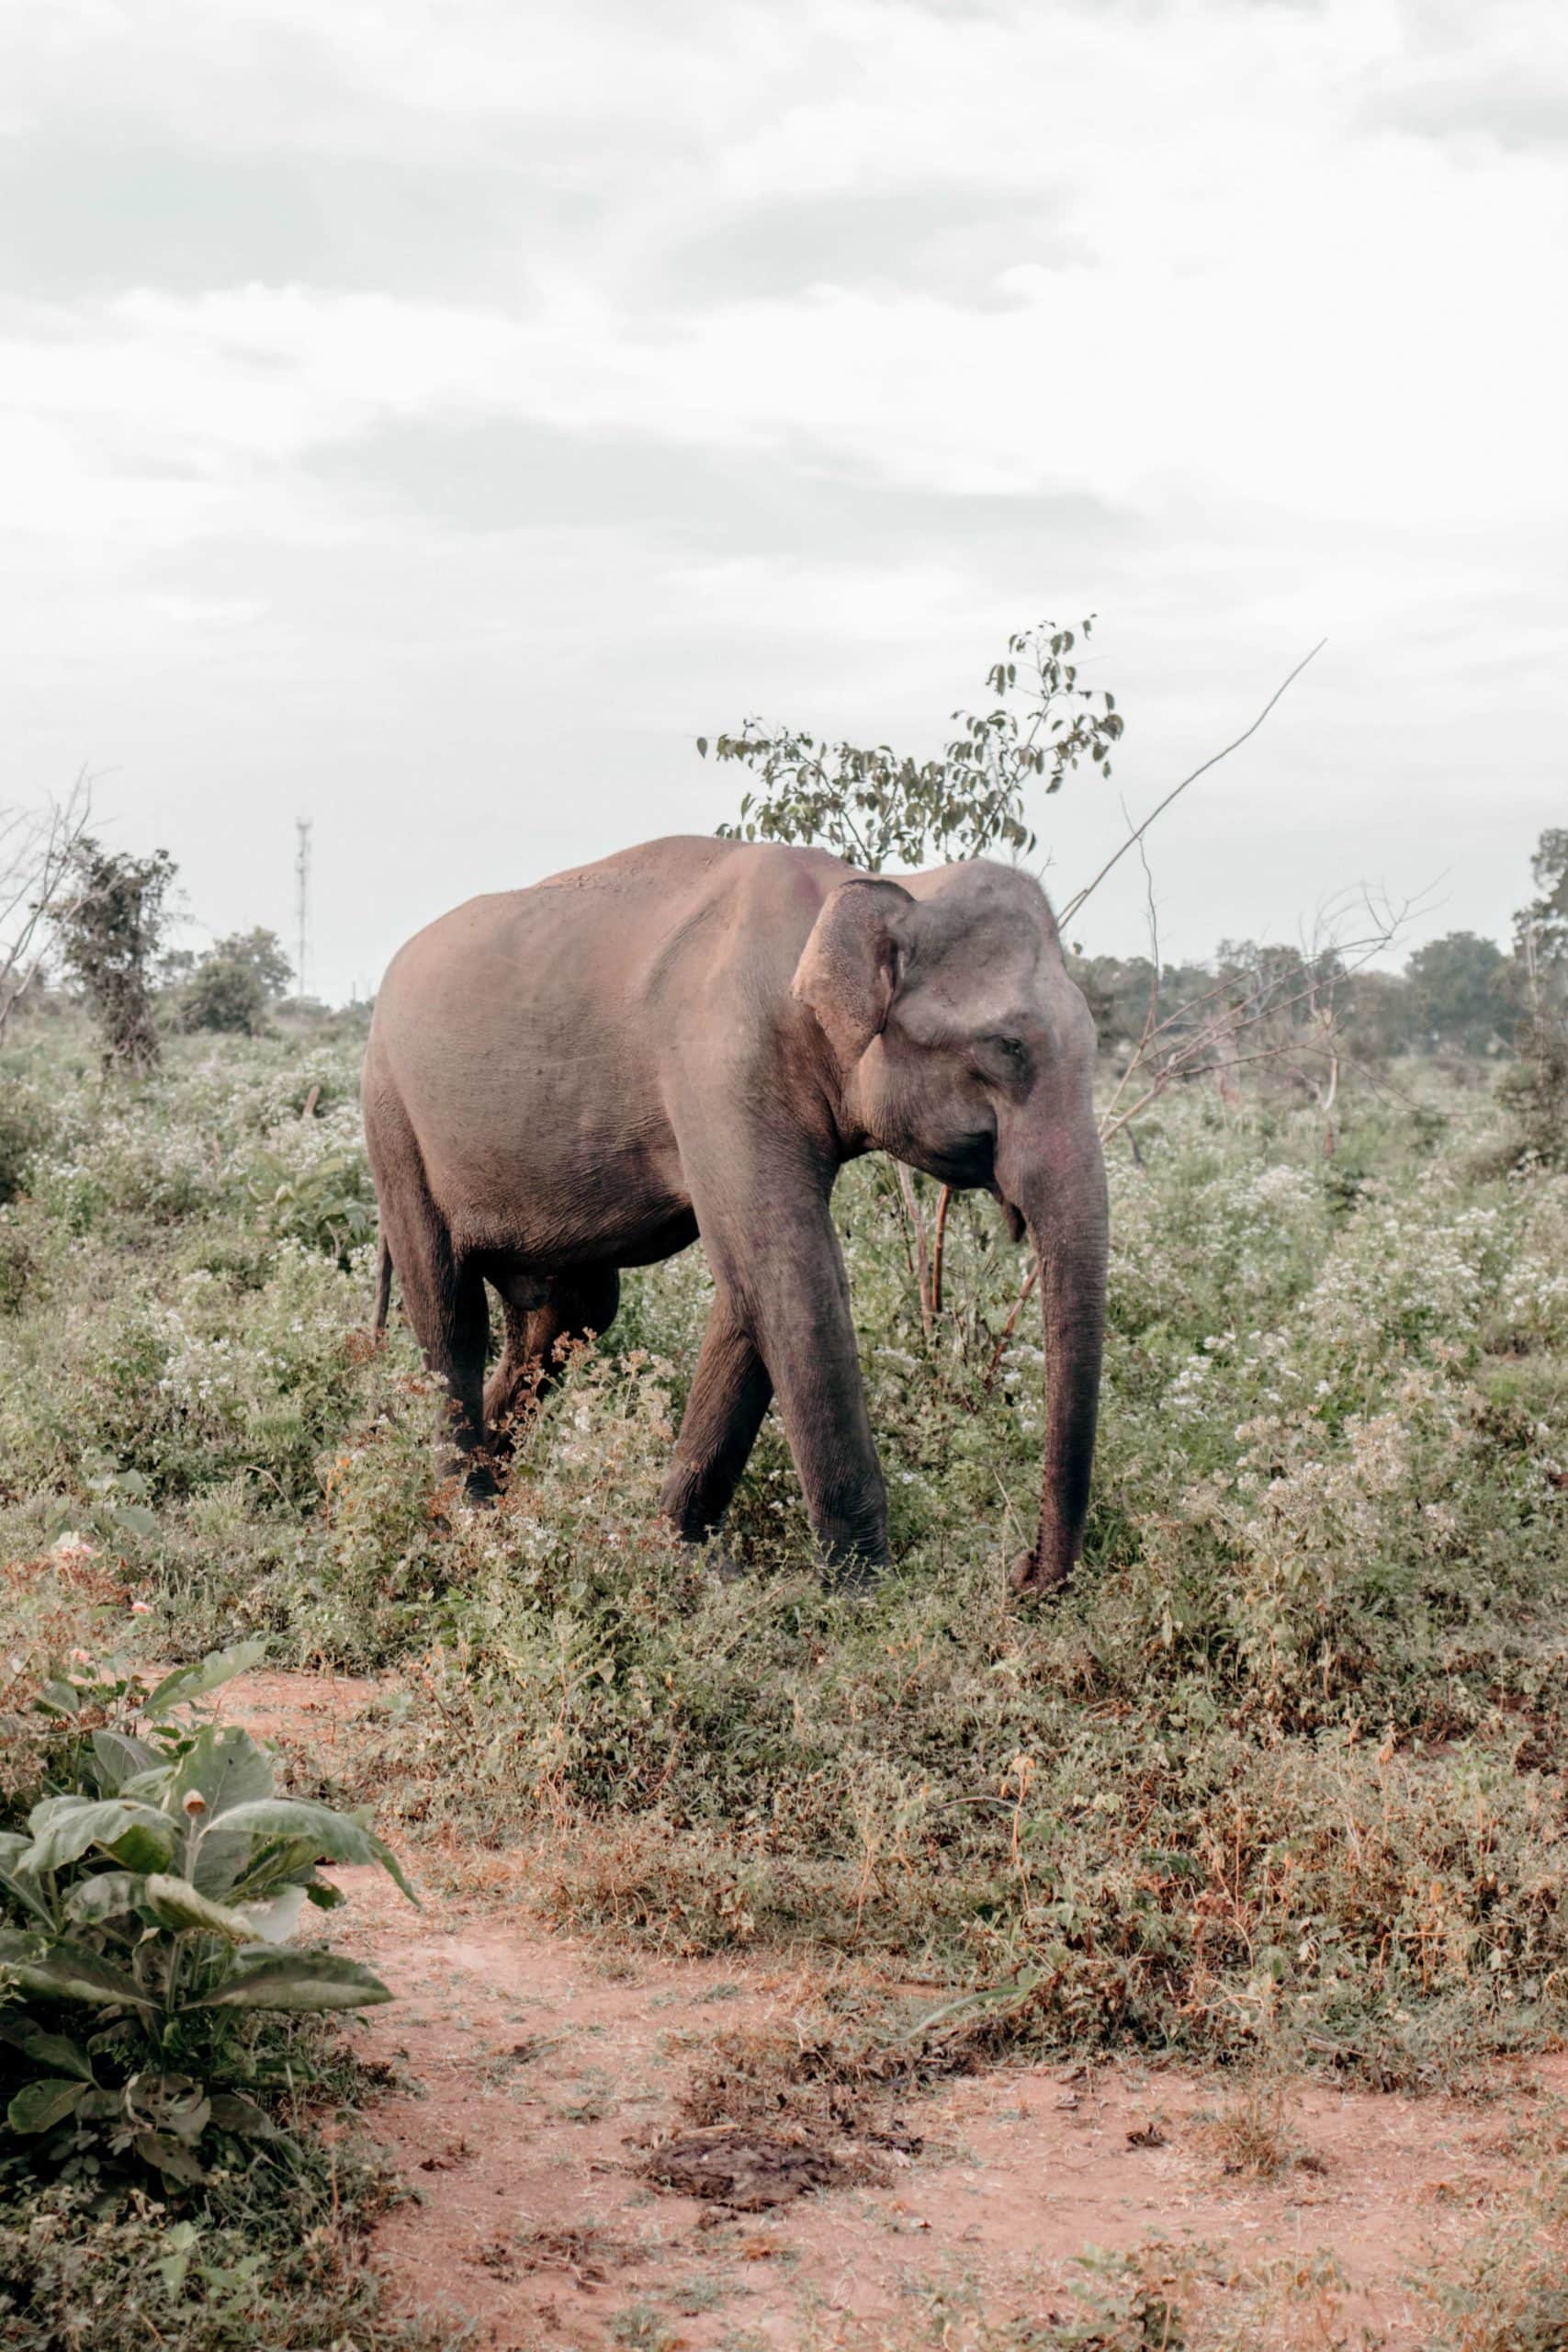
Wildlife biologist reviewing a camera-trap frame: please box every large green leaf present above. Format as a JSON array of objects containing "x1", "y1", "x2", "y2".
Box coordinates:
[
  {"x1": 8, "y1": 1939, "x2": 156, "y2": 2008},
  {"x1": 109, "y1": 1822, "x2": 178, "y2": 1874},
  {"x1": 24, "y1": 1799, "x2": 175, "y2": 1875},
  {"x1": 191, "y1": 1948, "x2": 392, "y2": 2012},
  {"x1": 166, "y1": 1725, "x2": 275, "y2": 1822},
  {"x1": 64, "y1": 1871, "x2": 143, "y2": 1925},
  {"x1": 133, "y1": 2129, "x2": 207, "y2": 2186},
  {"x1": 0, "y1": 1862, "x2": 54, "y2": 1930},
  {"x1": 142, "y1": 1640, "x2": 267, "y2": 1721},
  {"x1": 207, "y1": 2089, "x2": 282, "y2": 2142},
  {"x1": 141, "y1": 1874, "x2": 257, "y2": 1942},
  {"x1": 0, "y1": 2021, "x2": 95, "y2": 2080},
  {"x1": 224, "y1": 1834, "x2": 323, "y2": 1902},
  {"x1": 215, "y1": 1800, "x2": 416, "y2": 1903},
  {"x1": 90, "y1": 1729, "x2": 158, "y2": 1793},
  {"x1": 7, "y1": 2077, "x2": 87, "y2": 2134}
]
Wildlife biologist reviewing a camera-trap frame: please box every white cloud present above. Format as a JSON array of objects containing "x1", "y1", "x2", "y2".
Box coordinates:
[{"x1": 0, "y1": 0, "x2": 1562, "y2": 996}]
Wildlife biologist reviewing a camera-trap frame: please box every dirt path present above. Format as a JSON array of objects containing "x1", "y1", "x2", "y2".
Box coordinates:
[{"x1": 224, "y1": 1672, "x2": 1567, "y2": 2350}]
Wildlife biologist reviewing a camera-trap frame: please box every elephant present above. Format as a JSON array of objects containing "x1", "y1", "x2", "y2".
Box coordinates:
[{"x1": 362, "y1": 834, "x2": 1107, "y2": 1596}]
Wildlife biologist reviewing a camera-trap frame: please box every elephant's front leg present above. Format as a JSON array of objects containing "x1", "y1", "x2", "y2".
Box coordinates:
[
  {"x1": 660, "y1": 1300, "x2": 773, "y2": 1543},
  {"x1": 690, "y1": 1171, "x2": 889, "y2": 1577}
]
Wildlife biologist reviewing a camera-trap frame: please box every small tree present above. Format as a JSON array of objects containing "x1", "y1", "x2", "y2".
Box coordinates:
[
  {"x1": 182, "y1": 927, "x2": 292, "y2": 1035},
  {"x1": 54, "y1": 838, "x2": 177, "y2": 1074},
  {"x1": 1513, "y1": 828, "x2": 1568, "y2": 980},
  {"x1": 703, "y1": 617, "x2": 1122, "y2": 874},
  {"x1": 0, "y1": 776, "x2": 93, "y2": 1045}
]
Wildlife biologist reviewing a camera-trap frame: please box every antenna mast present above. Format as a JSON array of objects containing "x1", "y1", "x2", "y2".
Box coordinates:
[{"x1": 294, "y1": 818, "x2": 312, "y2": 1007}]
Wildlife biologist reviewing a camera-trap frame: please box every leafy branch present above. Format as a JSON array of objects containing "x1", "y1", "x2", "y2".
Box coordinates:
[{"x1": 704, "y1": 617, "x2": 1122, "y2": 874}]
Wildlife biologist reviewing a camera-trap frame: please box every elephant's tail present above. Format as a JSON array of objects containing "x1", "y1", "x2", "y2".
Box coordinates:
[{"x1": 371, "y1": 1227, "x2": 393, "y2": 1341}]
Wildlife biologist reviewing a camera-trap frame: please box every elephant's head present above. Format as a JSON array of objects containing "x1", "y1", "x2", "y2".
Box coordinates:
[{"x1": 793, "y1": 862, "x2": 1107, "y2": 1594}]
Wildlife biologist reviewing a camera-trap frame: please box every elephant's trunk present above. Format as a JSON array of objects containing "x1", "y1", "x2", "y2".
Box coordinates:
[{"x1": 1011, "y1": 1130, "x2": 1108, "y2": 1593}]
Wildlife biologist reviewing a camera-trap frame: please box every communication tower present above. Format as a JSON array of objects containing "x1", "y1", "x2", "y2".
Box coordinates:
[{"x1": 294, "y1": 818, "x2": 312, "y2": 1006}]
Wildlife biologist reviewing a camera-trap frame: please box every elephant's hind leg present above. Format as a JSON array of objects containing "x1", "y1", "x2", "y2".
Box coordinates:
[
  {"x1": 378, "y1": 1202, "x2": 493, "y2": 1493},
  {"x1": 365, "y1": 1075, "x2": 494, "y2": 1494},
  {"x1": 483, "y1": 1264, "x2": 621, "y2": 1457}
]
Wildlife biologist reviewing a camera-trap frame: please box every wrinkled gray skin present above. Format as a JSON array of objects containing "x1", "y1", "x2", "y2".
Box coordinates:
[{"x1": 363, "y1": 836, "x2": 1107, "y2": 1596}]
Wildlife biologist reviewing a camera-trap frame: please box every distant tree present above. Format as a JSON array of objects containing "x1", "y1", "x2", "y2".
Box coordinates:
[
  {"x1": 1404, "y1": 931, "x2": 1508, "y2": 1054},
  {"x1": 1341, "y1": 967, "x2": 1418, "y2": 1060},
  {"x1": 1071, "y1": 953, "x2": 1161, "y2": 1053},
  {"x1": 55, "y1": 838, "x2": 177, "y2": 1074},
  {"x1": 182, "y1": 928, "x2": 292, "y2": 1035},
  {"x1": 1500, "y1": 829, "x2": 1568, "y2": 1166},
  {"x1": 1215, "y1": 939, "x2": 1344, "y2": 1030},
  {"x1": 703, "y1": 617, "x2": 1123, "y2": 873}
]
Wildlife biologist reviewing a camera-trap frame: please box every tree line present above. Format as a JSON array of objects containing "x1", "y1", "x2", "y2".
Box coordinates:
[{"x1": 4, "y1": 619, "x2": 1563, "y2": 1129}]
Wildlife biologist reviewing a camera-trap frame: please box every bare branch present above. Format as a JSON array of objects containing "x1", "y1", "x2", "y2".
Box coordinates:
[
  {"x1": 0, "y1": 772, "x2": 95, "y2": 1043},
  {"x1": 1058, "y1": 639, "x2": 1326, "y2": 930}
]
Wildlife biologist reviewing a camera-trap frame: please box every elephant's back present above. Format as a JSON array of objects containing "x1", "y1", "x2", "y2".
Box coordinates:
[
  {"x1": 373, "y1": 835, "x2": 852, "y2": 1032},
  {"x1": 365, "y1": 835, "x2": 854, "y2": 1232},
  {"x1": 363, "y1": 841, "x2": 773, "y2": 1239}
]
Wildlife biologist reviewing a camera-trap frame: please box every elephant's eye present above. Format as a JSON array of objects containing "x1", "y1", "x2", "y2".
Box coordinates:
[{"x1": 995, "y1": 1036, "x2": 1025, "y2": 1062}]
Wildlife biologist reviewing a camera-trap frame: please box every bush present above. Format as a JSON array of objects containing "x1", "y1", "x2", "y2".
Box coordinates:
[
  {"x1": 180, "y1": 931, "x2": 292, "y2": 1039},
  {"x1": 1, "y1": 1640, "x2": 411, "y2": 2197}
]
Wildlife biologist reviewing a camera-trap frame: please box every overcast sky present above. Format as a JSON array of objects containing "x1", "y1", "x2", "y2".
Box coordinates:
[{"x1": 4, "y1": 0, "x2": 1563, "y2": 1001}]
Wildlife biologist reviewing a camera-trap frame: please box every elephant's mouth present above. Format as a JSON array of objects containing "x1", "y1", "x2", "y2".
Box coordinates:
[{"x1": 911, "y1": 1128, "x2": 998, "y2": 1192}]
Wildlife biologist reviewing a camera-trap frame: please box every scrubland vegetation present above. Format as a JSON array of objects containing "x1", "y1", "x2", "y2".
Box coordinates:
[
  {"x1": 2, "y1": 978, "x2": 1565, "y2": 2344},
  {"x1": 2, "y1": 697, "x2": 1564, "y2": 2343},
  {"x1": 6, "y1": 1006, "x2": 1564, "y2": 2063}
]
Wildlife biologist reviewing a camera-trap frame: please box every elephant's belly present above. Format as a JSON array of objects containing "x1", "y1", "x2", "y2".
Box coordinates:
[
  {"x1": 615, "y1": 1204, "x2": 701, "y2": 1266},
  {"x1": 436, "y1": 1125, "x2": 694, "y2": 1272}
]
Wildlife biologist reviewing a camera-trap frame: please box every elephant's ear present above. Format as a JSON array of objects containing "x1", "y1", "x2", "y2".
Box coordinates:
[{"x1": 791, "y1": 878, "x2": 915, "y2": 1070}]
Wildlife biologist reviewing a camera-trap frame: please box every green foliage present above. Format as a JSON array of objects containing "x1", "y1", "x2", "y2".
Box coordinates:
[
  {"x1": 246, "y1": 1146, "x2": 376, "y2": 1264},
  {"x1": 1498, "y1": 1013, "x2": 1568, "y2": 1170},
  {"x1": 1513, "y1": 826, "x2": 1568, "y2": 976},
  {"x1": 52, "y1": 841, "x2": 177, "y2": 1076},
  {"x1": 179, "y1": 930, "x2": 292, "y2": 1038},
  {"x1": 0, "y1": 1640, "x2": 411, "y2": 2197},
  {"x1": 706, "y1": 617, "x2": 1122, "y2": 871},
  {"x1": 0, "y1": 1087, "x2": 49, "y2": 1210},
  {"x1": 1498, "y1": 828, "x2": 1568, "y2": 1170},
  {"x1": 1406, "y1": 931, "x2": 1511, "y2": 1055}
]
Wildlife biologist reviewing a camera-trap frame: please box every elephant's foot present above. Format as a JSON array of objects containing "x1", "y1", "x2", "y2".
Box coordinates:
[
  {"x1": 675, "y1": 1532, "x2": 750, "y2": 1584},
  {"x1": 823, "y1": 1548, "x2": 886, "y2": 1599},
  {"x1": 1009, "y1": 1550, "x2": 1072, "y2": 1600},
  {"x1": 460, "y1": 1455, "x2": 503, "y2": 1507}
]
